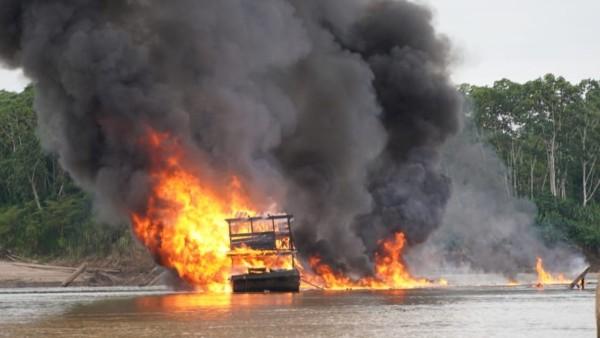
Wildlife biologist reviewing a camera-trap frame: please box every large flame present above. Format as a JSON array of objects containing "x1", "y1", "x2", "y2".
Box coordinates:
[
  {"x1": 131, "y1": 129, "x2": 445, "y2": 292},
  {"x1": 302, "y1": 233, "x2": 447, "y2": 290},
  {"x1": 535, "y1": 257, "x2": 568, "y2": 287},
  {"x1": 130, "y1": 130, "x2": 257, "y2": 292},
  {"x1": 229, "y1": 247, "x2": 295, "y2": 275}
]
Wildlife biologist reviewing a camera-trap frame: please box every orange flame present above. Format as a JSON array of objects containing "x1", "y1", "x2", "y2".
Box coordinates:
[
  {"x1": 229, "y1": 247, "x2": 294, "y2": 275},
  {"x1": 535, "y1": 257, "x2": 568, "y2": 287},
  {"x1": 131, "y1": 129, "x2": 445, "y2": 292},
  {"x1": 507, "y1": 278, "x2": 519, "y2": 286},
  {"x1": 302, "y1": 233, "x2": 447, "y2": 290},
  {"x1": 131, "y1": 130, "x2": 257, "y2": 292}
]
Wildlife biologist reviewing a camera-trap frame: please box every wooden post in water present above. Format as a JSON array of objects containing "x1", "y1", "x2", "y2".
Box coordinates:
[
  {"x1": 569, "y1": 267, "x2": 591, "y2": 289},
  {"x1": 596, "y1": 282, "x2": 599, "y2": 338}
]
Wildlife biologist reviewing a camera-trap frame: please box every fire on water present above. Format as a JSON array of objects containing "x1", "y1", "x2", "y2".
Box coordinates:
[
  {"x1": 301, "y1": 233, "x2": 447, "y2": 290},
  {"x1": 505, "y1": 257, "x2": 570, "y2": 287},
  {"x1": 130, "y1": 129, "x2": 446, "y2": 292},
  {"x1": 534, "y1": 257, "x2": 568, "y2": 288}
]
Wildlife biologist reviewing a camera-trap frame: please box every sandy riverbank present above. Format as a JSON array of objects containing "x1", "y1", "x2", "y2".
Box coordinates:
[
  {"x1": 0, "y1": 261, "x2": 75, "y2": 288},
  {"x1": 0, "y1": 241, "x2": 163, "y2": 288},
  {"x1": 0, "y1": 259, "x2": 162, "y2": 288}
]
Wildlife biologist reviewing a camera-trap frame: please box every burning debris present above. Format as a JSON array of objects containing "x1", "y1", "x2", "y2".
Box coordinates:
[
  {"x1": 0, "y1": 0, "x2": 461, "y2": 290},
  {"x1": 534, "y1": 257, "x2": 568, "y2": 288},
  {"x1": 302, "y1": 232, "x2": 447, "y2": 290},
  {"x1": 504, "y1": 257, "x2": 575, "y2": 288}
]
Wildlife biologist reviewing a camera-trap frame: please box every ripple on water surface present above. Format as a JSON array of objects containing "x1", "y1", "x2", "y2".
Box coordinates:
[{"x1": 0, "y1": 286, "x2": 596, "y2": 338}]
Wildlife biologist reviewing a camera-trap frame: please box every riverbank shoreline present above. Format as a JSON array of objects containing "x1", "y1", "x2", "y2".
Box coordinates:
[
  {"x1": 0, "y1": 259, "x2": 163, "y2": 289},
  {"x1": 1, "y1": 259, "x2": 598, "y2": 290}
]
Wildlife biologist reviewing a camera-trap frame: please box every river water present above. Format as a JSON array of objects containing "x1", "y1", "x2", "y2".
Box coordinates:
[{"x1": 0, "y1": 285, "x2": 596, "y2": 337}]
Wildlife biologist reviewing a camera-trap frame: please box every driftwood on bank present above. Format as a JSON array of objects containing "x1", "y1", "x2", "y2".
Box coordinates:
[
  {"x1": 85, "y1": 267, "x2": 121, "y2": 274},
  {"x1": 0, "y1": 249, "x2": 29, "y2": 263},
  {"x1": 13, "y1": 262, "x2": 75, "y2": 272},
  {"x1": 138, "y1": 267, "x2": 161, "y2": 286},
  {"x1": 90, "y1": 271, "x2": 122, "y2": 286},
  {"x1": 569, "y1": 266, "x2": 591, "y2": 289},
  {"x1": 61, "y1": 263, "x2": 88, "y2": 287},
  {"x1": 10, "y1": 262, "x2": 120, "y2": 274},
  {"x1": 1, "y1": 254, "x2": 159, "y2": 287},
  {"x1": 147, "y1": 271, "x2": 168, "y2": 286},
  {"x1": 4, "y1": 253, "x2": 20, "y2": 262}
]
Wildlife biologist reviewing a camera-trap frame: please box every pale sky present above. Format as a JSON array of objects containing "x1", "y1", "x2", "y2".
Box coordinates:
[
  {"x1": 0, "y1": 68, "x2": 27, "y2": 92},
  {"x1": 422, "y1": 0, "x2": 600, "y2": 85},
  {"x1": 1, "y1": 0, "x2": 599, "y2": 91}
]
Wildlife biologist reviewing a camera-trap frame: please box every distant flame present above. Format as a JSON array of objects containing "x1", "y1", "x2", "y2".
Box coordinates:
[
  {"x1": 535, "y1": 257, "x2": 568, "y2": 287},
  {"x1": 507, "y1": 278, "x2": 519, "y2": 286},
  {"x1": 302, "y1": 233, "x2": 447, "y2": 290}
]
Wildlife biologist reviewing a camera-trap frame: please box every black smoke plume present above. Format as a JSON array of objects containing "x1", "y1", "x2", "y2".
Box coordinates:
[{"x1": 0, "y1": 0, "x2": 461, "y2": 276}]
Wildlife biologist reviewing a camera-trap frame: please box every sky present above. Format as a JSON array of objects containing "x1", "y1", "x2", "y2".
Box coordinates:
[
  {"x1": 1, "y1": 0, "x2": 599, "y2": 91},
  {"x1": 422, "y1": 0, "x2": 600, "y2": 85}
]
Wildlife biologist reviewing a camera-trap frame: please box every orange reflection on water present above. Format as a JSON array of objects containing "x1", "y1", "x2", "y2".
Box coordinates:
[
  {"x1": 233, "y1": 292, "x2": 295, "y2": 307},
  {"x1": 134, "y1": 292, "x2": 295, "y2": 319},
  {"x1": 135, "y1": 293, "x2": 233, "y2": 319}
]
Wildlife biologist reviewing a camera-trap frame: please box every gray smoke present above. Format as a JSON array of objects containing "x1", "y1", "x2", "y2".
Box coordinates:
[
  {"x1": 406, "y1": 118, "x2": 585, "y2": 278},
  {"x1": 0, "y1": 0, "x2": 460, "y2": 276}
]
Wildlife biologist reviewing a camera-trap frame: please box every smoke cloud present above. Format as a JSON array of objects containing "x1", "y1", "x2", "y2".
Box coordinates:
[
  {"x1": 406, "y1": 118, "x2": 586, "y2": 278},
  {"x1": 0, "y1": 0, "x2": 460, "y2": 276}
]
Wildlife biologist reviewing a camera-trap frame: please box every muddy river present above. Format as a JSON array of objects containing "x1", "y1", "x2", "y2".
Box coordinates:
[{"x1": 0, "y1": 285, "x2": 596, "y2": 337}]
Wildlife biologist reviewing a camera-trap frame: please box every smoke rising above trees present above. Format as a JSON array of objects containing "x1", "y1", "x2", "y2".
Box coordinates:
[
  {"x1": 0, "y1": 0, "x2": 461, "y2": 276},
  {"x1": 411, "y1": 77, "x2": 599, "y2": 276}
]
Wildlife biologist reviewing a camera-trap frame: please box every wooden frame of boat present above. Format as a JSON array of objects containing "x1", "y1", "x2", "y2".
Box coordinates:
[{"x1": 226, "y1": 214, "x2": 300, "y2": 293}]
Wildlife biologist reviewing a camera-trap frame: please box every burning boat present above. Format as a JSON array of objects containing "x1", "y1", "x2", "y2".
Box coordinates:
[{"x1": 227, "y1": 214, "x2": 300, "y2": 293}]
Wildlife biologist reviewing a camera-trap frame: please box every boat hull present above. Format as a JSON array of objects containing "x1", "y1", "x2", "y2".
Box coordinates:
[{"x1": 232, "y1": 269, "x2": 300, "y2": 293}]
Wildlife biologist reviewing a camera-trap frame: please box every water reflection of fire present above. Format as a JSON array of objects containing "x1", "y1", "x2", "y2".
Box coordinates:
[
  {"x1": 134, "y1": 293, "x2": 295, "y2": 317},
  {"x1": 131, "y1": 129, "x2": 446, "y2": 292},
  {"x1": 136, "y1": 293, "x2": 233, "y2": 312}
]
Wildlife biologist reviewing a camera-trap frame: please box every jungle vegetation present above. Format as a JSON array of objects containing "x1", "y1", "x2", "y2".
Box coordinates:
[{"x1": 0, "y1": 75, "x2": 598, "y2": 260}]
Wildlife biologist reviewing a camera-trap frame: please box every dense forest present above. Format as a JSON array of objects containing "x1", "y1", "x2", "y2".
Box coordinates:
[
  {"x1": 0, "y1": 75, "x2": 598, "y2": 261},
  {"x1": 462, "y1": 74, "x2": 600, "y2": 260},
  {"x1": 0, "y1": 87, "x2": 130, "y2": 258}
]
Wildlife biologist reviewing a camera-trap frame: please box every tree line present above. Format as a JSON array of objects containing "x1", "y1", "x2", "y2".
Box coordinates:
[
  {"x1": 462, "y1": 74, "x2": 600, "y2": 257},
  {"x1": 0, "y1": 87, "x2": 130, "y2": 258},
  {"x1": 0, "y1": 77, "x2": 598, "y2": 259}
]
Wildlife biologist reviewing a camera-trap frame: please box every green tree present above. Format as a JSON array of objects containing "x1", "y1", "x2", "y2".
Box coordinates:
[
  {"x1": 463, "y1": 75, "x2": 600, "y2": 257},
  {"x1": 0, "y1": 87, "x2": 128, "y2": 258},
  {"x1": 575, "y1": 80, "x2": 600, "y2": 207}
]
